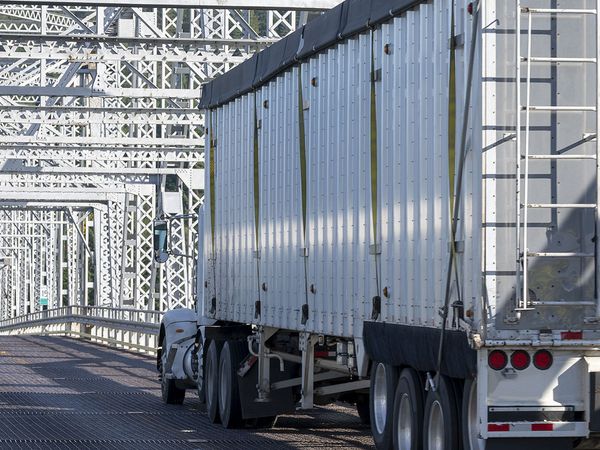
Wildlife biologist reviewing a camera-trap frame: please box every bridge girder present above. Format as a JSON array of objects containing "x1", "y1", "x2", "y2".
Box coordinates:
[{"x1": 0, "y1": 2, "x2": 322, "y2": 320}]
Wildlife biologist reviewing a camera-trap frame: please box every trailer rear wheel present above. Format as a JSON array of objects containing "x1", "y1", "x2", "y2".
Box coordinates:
[
  {"x1": 423, "y1": 375, "x2": 459, "y2": 450},
  {"x1": 462, "y1": 378, "x2": 485, "y2": 450},
  {"x1": 392, "y1": 368, "x2": 424, "y2": 450},
  {"x1": 160, "y1": 347, "x2": 186, "y2": 405},
  {"x1": 370, "y1": 362, "x2": 398, "y2": 449},
  {"x1": 205, "y1": 339, "x2": 222, "y2": 423},
  {"x1": 218, "y1": 340, "x2": 247, "y2": 428}
]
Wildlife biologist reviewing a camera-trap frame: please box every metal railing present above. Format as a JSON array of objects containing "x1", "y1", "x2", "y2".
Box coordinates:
[{"x1": 0, "y1": 306, "x2": 164, "y2": 354}]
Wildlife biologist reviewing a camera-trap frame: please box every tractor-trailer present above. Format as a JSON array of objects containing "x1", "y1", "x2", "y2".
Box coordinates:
[{"x1": 155, "y1": 0, "x2": 600, "y2": 448}]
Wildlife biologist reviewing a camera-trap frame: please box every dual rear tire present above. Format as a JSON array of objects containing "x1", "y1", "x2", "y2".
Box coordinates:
[
  {"x1": 205, "y1": 339, "x2": 245, "y2": 427},
  {"x1": 204, "y1": 339, "x2": 276, "y2": 429},
  {"x1": 369, "y1": 362, "x2": 479, "y2": 450}
]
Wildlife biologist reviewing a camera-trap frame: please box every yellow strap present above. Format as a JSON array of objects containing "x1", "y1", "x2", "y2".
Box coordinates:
[
  {"x1": 209, "y1": 111, "x2": 216, "y2": 252},
  {"x1": 370, "y1": 35, "x2": 379, "y2": 246},
  {"x1": 297, "y1": 68, "x2": 308, "y2": 238},
  {"x1": 253, "y1": 95, "x2": 260, "y2": 250},
  {"x1": 448, "y1": 7, "x2": 457, "y2": 212}
]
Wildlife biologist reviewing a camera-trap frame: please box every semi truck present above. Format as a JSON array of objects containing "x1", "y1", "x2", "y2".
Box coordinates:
[{"x1": 155, "y1": 0, "x2": 600, "y2": 448}]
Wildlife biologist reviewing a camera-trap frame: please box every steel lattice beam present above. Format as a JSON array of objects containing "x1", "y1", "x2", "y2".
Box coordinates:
[
  {"x1": 1, "y1": 1, "x2": 338, "y2": 10},
  {"x1": 0, "y1": 2, "x2": 310, "y2": 324}
]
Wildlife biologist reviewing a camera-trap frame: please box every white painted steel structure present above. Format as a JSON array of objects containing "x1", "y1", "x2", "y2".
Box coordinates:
[{"x1": 0, "y1": 2, "x2": 338, "y2": 340}]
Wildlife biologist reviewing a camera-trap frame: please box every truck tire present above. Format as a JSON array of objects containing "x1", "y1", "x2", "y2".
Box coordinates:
[
  {"x1": 423, "y1": 375, "x2": 459, "y2": 450},
  {"x1": 194, "y1": 341, "x2": 206, "y2": 405},
  {"x1": 205, "y1": 339, "x2": 222, "y2": 423},
  {"x1": 218, "y1": 340, "x2": 247, "y2": 428},
  {"x1": 160, "y1": 338, "x2": 185, "y2": 405},
  {"x1": 370, "y1": 362, "x2": 399, "y2": 449},
  {"x1": 462, "y1": 378, "x2": 485, "y2": 450},
  {"x1": 392, "y1": 368, "x2": 424, "y2": 450}
]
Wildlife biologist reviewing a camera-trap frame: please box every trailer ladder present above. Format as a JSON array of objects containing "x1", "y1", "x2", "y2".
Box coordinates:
[{"x1": 515, "y1": 3, "x2": 600, "y2": 315}]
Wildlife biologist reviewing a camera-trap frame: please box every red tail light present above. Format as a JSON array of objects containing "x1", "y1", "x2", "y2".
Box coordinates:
[
  {"x1": 488, "y1": 350, "x2": 508, "y2": 370},
  {"x1": 511, "y1": 350, "x2": 531, "y2": 370},
  {"x1": 533, "y1": 350, "x2": 553, "y2": 370}
]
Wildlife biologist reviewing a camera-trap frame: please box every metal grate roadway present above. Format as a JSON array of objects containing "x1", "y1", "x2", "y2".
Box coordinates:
[{"x1": 0, "y1": 336, "x2": 373, "y2": 449}]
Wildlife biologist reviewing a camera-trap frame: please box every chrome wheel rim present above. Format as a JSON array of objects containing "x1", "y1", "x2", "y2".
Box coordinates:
[
  {"x1": 373, "y1": 363, "x2": 387, "y2": 434},
  {"x1": 396, "y1": 392, "x2": 412, "y2": 449},
  {"x1": 428, "y1": 400, "x2": 445, "y2": 450}
]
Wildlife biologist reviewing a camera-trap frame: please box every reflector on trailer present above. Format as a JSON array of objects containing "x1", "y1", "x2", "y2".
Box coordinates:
[
  {"x1": 488, "y1": 424, "x2": 510, "y2": 432},
  {"x1": 561, "y1": 331, "x2": 583, "y2": 340},
  {"x1": 531, "y1": 423, "x2": 554, "y2": 431}
]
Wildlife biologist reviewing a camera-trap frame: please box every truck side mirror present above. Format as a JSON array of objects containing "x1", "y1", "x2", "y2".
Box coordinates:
[{"x1": 153, "y1": 220, "x2": 169, "y2": 263}]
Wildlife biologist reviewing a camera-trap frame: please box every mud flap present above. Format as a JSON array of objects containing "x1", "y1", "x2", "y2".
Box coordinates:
[{"x1": 237, "y1": 356, "x2": 298, "y2": 419}]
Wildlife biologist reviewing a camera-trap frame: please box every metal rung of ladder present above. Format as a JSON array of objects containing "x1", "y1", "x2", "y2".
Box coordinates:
[
  {"x1": 523, "y1": 56, "x2": 597, "y2": 63},
  {"x1": 528, "y1": 154, "x2": 597, "y2": 160},
  {"x1": 532, "y1": 301, "x2": 596, "y2": 306},
  {"x1": 522, "y1": 8, "x2": 597, "y2": 14},
  {"x1": 527, "y1": 252, "x2": 595, "y2": 258},
  {"x1": 522, "y1": 105, "x2": 596, "y2": 112},
  {"x1": 526, "y1": 203, "x2": 596, "y2": 208}
]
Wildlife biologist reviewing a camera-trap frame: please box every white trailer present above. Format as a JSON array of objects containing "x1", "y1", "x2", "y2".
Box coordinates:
[{"x1": 156, "y1": 0, "x2": 600, "y2": 448}]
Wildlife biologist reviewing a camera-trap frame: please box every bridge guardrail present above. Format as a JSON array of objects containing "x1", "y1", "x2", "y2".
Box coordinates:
[{"x1": 0, "y1": 306, "x2": 165, "y2": 354}]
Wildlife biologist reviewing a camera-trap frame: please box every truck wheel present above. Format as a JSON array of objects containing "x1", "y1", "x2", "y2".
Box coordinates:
[
  {"x1": 160, "y1": 339, "x2": 185, "y2": 405},
  {"x1": 462, "y1": 378, "x2": 485, "y2": 450},
  {"x1": 423, "y1": 375, "x2": 459, "y2": 450},
  {"x1": 218, "y1": 340, "x2": 247, "y2": 428},
  {"x1": 392, "y1": 368, "x2": 424, "y2": 450},
  {"x1": 205, "y1": 339, "x2": 222, "y2": 423},
  {"x1": 370, "y1": 362, "x2": 399, "y2": 449}
]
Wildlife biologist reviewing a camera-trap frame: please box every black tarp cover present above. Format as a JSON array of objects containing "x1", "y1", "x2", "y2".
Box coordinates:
[{"x1": 199, "y1": 0, "x2": 426, "y2": 109}]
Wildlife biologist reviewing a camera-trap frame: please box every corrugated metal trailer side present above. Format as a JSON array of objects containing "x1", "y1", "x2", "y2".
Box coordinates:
[{"x1": 203, "y1": 0, "x2": 480, "y2": 342}]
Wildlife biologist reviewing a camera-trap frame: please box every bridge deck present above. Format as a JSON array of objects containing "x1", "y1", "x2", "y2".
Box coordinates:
[{"x1": 0, "y1": 336, "x2": 373, "y2": 449}]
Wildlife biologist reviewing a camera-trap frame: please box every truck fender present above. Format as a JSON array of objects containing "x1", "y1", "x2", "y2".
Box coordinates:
[{"x1": 157, "y1": 308, "x2": 198, "y2": 382}]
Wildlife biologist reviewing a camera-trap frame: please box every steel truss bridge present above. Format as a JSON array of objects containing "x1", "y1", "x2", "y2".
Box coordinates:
[{"x1": 0, "y1": 0, "x2": 338, "y2": 351}]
